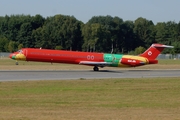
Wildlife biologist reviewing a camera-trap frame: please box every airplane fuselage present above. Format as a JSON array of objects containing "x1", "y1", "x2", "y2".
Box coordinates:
[
  {"x1": 10, "y1": 44, "x2": 173, "y2": 71},
  {"x1": 10, "y1": 48, "x2": 150, "y2": 68}
]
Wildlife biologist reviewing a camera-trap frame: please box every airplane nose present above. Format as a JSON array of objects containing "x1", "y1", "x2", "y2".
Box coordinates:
[
  {"x1": 9, "y1": 53, "x2": 13, "y2": 58},
  {"x1": 9, "y1": 53, "x2": 16, "y2": 59}
]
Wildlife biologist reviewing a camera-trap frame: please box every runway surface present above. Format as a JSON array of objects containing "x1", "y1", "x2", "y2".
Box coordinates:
[{"x1": 0, "y1": 70, "x2": 180, "y2": 81}]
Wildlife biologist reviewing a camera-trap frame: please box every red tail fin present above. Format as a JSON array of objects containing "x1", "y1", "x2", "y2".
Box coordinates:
[{"x1": 139, "y1": 44, "x2": 173, "y2": 60}]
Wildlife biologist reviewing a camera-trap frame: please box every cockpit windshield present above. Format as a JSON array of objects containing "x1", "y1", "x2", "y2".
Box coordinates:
[{"x1": 17, "y1": 50, "x2": 22, "y2": 53}]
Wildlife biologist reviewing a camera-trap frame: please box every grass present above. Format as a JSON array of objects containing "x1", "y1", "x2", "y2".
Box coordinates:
[
  {"x1": 0, "y1": 57, "x2": 180, "y2": 119},
  {"x1": 158, "y1": 59, "x2": 180, "y2": 64},
  {"x1": 0, "y1": 78, "x2": 180, "y2": 119}
]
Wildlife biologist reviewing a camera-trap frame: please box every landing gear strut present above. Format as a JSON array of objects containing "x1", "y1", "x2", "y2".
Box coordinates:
[
  {"x1": 15, "y1": 61, "x2": 18, "y2": 65},
  {"x1": 93, "y1": 66, "x2": 99, "y2": 71}
]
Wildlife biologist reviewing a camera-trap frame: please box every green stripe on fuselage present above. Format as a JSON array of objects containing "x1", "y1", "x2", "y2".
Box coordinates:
[{"x1": 103, "y1": 54, "x2": 123, "y2": 67}]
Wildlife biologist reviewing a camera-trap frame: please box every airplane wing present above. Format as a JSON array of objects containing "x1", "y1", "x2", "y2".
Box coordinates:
[{"x1": 79, "y1": 61, "x2": 112, "y2": 67}]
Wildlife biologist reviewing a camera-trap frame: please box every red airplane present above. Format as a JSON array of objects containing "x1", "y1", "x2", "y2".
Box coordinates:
[{"x1": 9, "y1": 43, "x2": 173, "y2": 71}]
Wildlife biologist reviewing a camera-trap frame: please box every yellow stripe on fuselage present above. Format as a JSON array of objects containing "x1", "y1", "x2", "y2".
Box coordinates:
[
  {"x1": 15, "y1": 53, "x2": 26, "y2": 61},
  {"x1": 118, "y1": 55, "x2": 149, "y2": 67}
]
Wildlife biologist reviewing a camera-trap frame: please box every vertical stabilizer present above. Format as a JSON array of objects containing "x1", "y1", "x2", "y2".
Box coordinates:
[{"x1": 139, "y1": 44, "x2": 173, "y2": 60}]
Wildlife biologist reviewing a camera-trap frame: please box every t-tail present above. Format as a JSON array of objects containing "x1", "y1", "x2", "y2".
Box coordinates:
[{"x1": 139, "y1": 44, "x2": 174, "y2": 63}]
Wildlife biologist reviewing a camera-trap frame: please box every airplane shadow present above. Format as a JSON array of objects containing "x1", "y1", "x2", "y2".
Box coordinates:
[
  {"x1": 94, "y1": 69, "x2": 152, "y2": 73},
  {"x1": 127, "y1": 70, "x2": 152, "y2": 72},
  {"x1": 4, "y1": 69, "x2": 153, "y2": 73},
  {"x1": 88, "y1": 70, "x2": 123, "y2": 73}
]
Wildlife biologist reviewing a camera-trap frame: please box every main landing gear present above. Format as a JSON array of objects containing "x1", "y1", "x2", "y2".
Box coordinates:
[{"x1": 93, "y1": 66, "x2": 99, "y2": 71}]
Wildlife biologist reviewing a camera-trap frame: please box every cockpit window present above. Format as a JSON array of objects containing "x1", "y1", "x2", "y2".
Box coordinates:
[{"x1": 17, "y1": 50, "x2": 22, "y2": 53}]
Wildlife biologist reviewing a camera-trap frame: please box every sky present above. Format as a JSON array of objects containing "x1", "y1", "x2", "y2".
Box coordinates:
[{"x1": 0, "y1": 0, "x2": 179, "y2": 24}]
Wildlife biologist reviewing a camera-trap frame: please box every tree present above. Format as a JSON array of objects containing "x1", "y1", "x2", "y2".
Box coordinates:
[
  {"x1": 17, "y1": 22, "x2": 33, "y2": 47},
  {"x1": 18, "y1": 44, "x2": 23, "y2": 50},
  {"x1": 134, "y1": 46, "x2": 146, "y2": 55},
  {"x1": 82, "y1": 23, "x2": 101, "y2": 52},
  {"x1": 8, "y1": 41, "x2": 18, "y2": 52},
  {"x1": 0, "y1": 36, "x2": 9, "y2": 52},
  {"x1": 120, "y1": 21, "x2": 137, "y2": 53},
  {"x1": 32, "y1": 14, "x2": 83, "y2": 50},
  {"x1": 172, "y1": 41, "x2": 180, "y2": 54},
  {"x1": 134, "y1": 17, "x2": 155, "y2": 47},
  {"x1": 86, "y1": 15, "x2": 124, "y2": 53},
  {"x1": 55, "y1": 45, "x2": 63, "y2": 50},
  {"x1": 155, "y1": 21, "x2": 177, "y2": 45},
  {"x1": 31, "y1": 14, "x2": 45, "y2": 29}
]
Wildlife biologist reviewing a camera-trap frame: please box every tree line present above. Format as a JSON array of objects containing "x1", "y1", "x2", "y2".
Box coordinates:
[{"x1": 0, "y1": 14, "x2": 180, "y2": 54}]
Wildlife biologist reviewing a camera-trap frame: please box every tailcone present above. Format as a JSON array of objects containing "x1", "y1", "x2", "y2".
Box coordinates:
[{"x1": 148, "y1": 59, "x2": 158, "y2": 64}]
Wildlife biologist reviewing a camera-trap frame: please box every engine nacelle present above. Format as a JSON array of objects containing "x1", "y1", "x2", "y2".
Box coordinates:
[{"x1": 120, "y1": 58, "x2": 146, "y2": 66}]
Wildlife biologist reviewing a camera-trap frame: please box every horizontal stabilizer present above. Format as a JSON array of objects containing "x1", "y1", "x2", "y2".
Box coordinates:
[{"x1": 151, "y1": 44, "x2": 174, "y2": 48}]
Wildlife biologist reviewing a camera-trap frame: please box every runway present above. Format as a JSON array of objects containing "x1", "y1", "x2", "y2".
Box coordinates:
[{"x1": 0, "y1": 70, "x2": 180, "y2": 81}]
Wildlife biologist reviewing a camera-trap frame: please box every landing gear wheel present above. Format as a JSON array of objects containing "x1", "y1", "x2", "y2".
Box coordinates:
[
  {"x1": 93, "y1": 66, "x2": 99, "y2": 71},
  {"x1": 15, "y1": 61, "x2": 18, "y2": 65}
]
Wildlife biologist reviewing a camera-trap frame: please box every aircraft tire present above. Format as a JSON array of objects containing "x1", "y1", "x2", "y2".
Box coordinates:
[{"x1": 93, "y1": 66, "x2": 99, "y2": 71}]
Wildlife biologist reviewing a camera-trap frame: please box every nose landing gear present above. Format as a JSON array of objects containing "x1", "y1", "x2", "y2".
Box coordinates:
[{"x1": 16, "y1": 60, "x2": 19, "y2": 65}]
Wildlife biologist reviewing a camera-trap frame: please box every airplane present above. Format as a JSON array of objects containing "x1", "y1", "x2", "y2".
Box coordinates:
[{"x1": 9, "y1": 43, "x2": 173, "y2": 71}]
